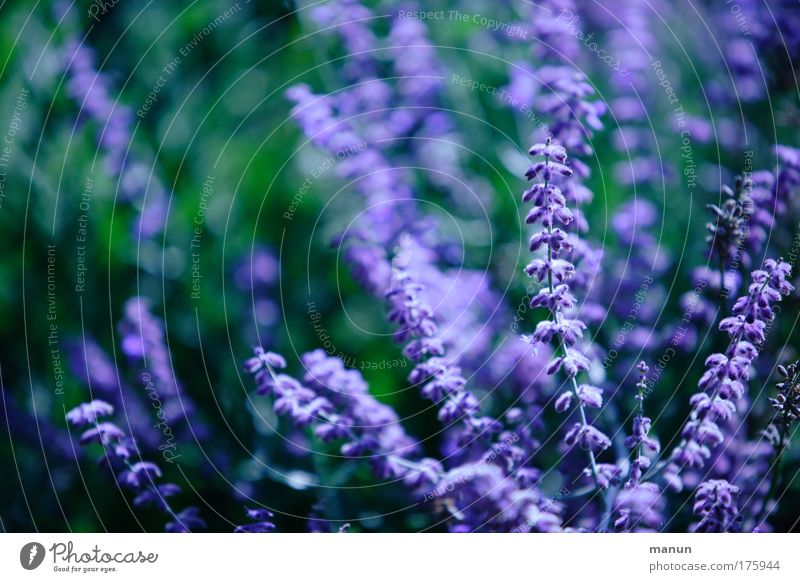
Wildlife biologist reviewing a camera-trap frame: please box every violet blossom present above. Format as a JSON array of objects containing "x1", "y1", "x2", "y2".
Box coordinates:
[
  {"x1": 613, "y1": 362, "x2": 664, "y2": 532},
  {"x1": 118, "y1": 297, "x2": 204, "y2": 439},
  {"x1": 691, "y1": 479, "x2": 740, "y2": 532},
  {"x1": 244, "y1": 347, "x2": 427, "y2": 480},
  {"x1": 668, "y1": 259, "x2": 794, "y2": 485},
  {"x1": 521, "y1": 138, "x2": 610, "y2": 490},
  {"x1": 753, "y1": 360, "x2": 800, "y2": 528},
  {"x1": 66, "y1": 400, "x2": 203, "y2": 532}
]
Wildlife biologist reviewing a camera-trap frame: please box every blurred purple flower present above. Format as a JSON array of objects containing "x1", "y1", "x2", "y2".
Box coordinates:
[{"x1": 691, "y1": 480, "x2": 740, "y2": 532}]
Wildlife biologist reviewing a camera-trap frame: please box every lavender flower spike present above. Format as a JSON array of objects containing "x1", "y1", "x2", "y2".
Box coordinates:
[
  {"x1": 625, "y1": 362, "x2": 659, "y2": 484},
  {"x1": 669, "y1": 259, "x2": 794, "y2": 482},
  {"x1": 691, "y1": 480, "x2": 740, "y2": 532},
  {"x1": 66, "y1": 400, "x2": 202, "y2": 532},
  {"x1": 244, "y1": 347, "x2": 431, "y2": 481},
  {"x1": 755, "y1": 360, "x2": 800, "y2": 527},
  {"x1": 386, "y1": 237, "x2": 491, "y2": 436},
  {"x1": 613, "y1": 362, "x2": 664, "y2": 532},
  {"x1": 522, "y1": 138, "x2": 609, "y2": 488}
]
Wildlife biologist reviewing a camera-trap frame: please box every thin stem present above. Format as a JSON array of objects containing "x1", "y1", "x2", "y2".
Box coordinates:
[{"x1": 548, "y1": 255, "x2": 612, "y2": 527}]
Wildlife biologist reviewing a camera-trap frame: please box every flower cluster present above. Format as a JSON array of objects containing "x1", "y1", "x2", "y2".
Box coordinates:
[
  {"x1": 614, "y1": 362, "x2": 663, "y2": 532},
  {"x1": 748, "y1": 145, "x2": 800, "y2": 252},
  {"x1": 67, "y1": 338, "x2": 162, "y2": 450},
  {"x1": 753, "y1": 360, "x2": 800, "y2": 528},
  {"x1": 625, "y1": 362, "x2": 660, "y2": 484},
  {"x1": 613, "y1": 483, "x2": 663, "y2": 533},
  {"x1": 285, "y1": 84, "x2": 411, "y2": 284},
  {"x1": 61, "y1": 32, "x2": 171, "y2": 241},
  {"x1": 669, "y1": 259, "x2": 794, "y2": 482},
  {"x1": 691, "y1": 480, "x2": 740, "y2": 532},
  {"x1": 607, "y1": 199, "x2": 671, "y2": 358},
  {"x1": 386, "y1": 239, "x2": 497, "y2": 441},
  {"x1": 706, "y1": 176, "x2": 754, "y2": 273},
  {"x1": 232, "y1": 245, "x2": 280, "y2": 342},
  {"x1": 118, "y1": 297, "x2": 204, "y2": 440},
  {"x1": 769, "y1": 361, "x2": 800, "y2": 427},
  {"x1": 286, "y1": 20, "x2": 503, "y2": 364},
  {"x1": 21, "y1": 0, "x2": 800, "y2": 536},
  {"x1": 63, "y1": 40, "x2": 132, "y2": 172},
  {"x1": 66, "y1": 400, "x2": 203, "y2": 532},
  {"x1": 516, "y1": 63, "x2": 607, "y2": 324},
  {"x1": 234, "y1": 508, "x2": 276, "y2": 533},
  {"x1": 311, "y1": 0, "x2": 378, "y2": 79},
  {"x1": 436, "y1": 463, "x2": 561, "y2": 533},
  {"x1": 522, "y1": 139, "x2": 610, "y2": 482},
  {"x1": 244, "y1": 347, "x2": 423, "y2": 479}
]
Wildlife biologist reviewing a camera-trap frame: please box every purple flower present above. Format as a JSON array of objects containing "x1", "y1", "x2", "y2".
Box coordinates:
[
  {"x1": 244, "y1": 347, "x2": 421, "y2": 479},
  {"x1": 386, "y1": 237, "x2": 492, "y2": 433},
  {"x1": 233, "y1": 246, "x2": 280, "y2": 337},
  {"x1": 66, "y1": 401, "x2": 202, "y2": 532},
  {"x1": 751, "y1": 360, "x2": 800, "y2": 529},
  {"x1": 706, "y1": 177, "x2": 755, "y2": 273},
  {"x1": 119, "y1": 462, "x2": 163, "y2": 488},
  {"x1": 62, "y1": 39, "x2": 132, "y2": 173},
  {"x1": 67, "y1": 339, "x2": 119, "y2": 395},
  {"x1": 592, "y1": 464, "x2": 623, "y2": 489},
  {"x1": 285, "y1": 84, "x2": 411, "y2": 281},
  {"x1": 79, "y1": 422, "x2": 127, "y2": 446},
  {"x1": 625, "y1": 362, "x2": 659, "y2": 484},
  {"x1": 243, "y1": 347, "x2": 287, "y2": 373},
  {"x1": 311, "y1": 0, "x2": 378, "y2": 79},
  {"x1": 522, "y1": 138, "x2": 610, "y2": 486},
  {"x1": 133, "y1": 484, "x2": 181, "y2": 509},
  {"x1": 66, "y1": 338, "x2": 163, "y2": 449},
  {"x1": 234, "y1": 507, "x2": 276, "y2": 533},
  {"x1": 118, "y1": 297, "x2": 204, "y2": 438},
  {"x1": 669, "y1": 259, "x2": 794, "y2": 482},
  {"x1": 770, "y1": 362, "x2": 800, "y2": 423},
  {"x1": 165, "y1": 508, "x2": 206, "y2": 533},
  {"x1": 388, "y1": 11, "x2": 442, "y2": 102},
  {"x1": 614, "y1": 482, "x2": 664, "y2": 532},
  {"x1": 66, "y1": 400, "x2": 114, "y2": 426},
  {"x1": 526, "y1": 0, "x2": 582, "y2": 62},
  {"x1": 691, "y1": 480, "x2": 740, "y2": 532},
  {"x1": 510, "y1": 61, "x2": 608, "y2": 325},
  {"x1": 433, "y1": 463, "x2": 561, "y2": 532},
  {"x1": 286, "y1": 15, "x2": 505, "y2": 366},
  {"x1": 565, "y1": 423, "x2": 612, "y2": 451}
]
